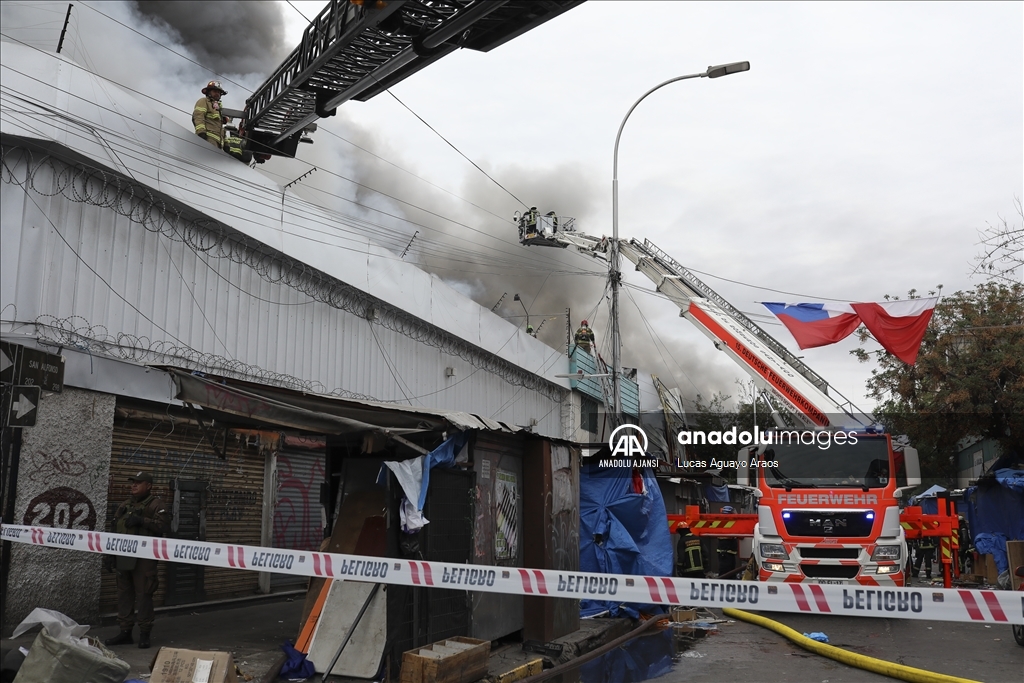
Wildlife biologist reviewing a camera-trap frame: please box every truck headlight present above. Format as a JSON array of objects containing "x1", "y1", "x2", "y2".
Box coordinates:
[
  {"x1": 760, "y1": 543, "x2": 789, "y2": 560},
  {"x1": 764, "y1": 562, "x2": 786, "y2": 572},
  {"x1": 871, "y1": 545, "x2": 901, "y2": 561},
  {"x1": 876, "y1": 565, "x2": 899, "y2": 574}
]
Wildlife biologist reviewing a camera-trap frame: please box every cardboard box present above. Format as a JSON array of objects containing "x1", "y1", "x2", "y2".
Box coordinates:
[
  {"x1": 400, "y1": 636, "x2": 490, "y2": 683},
  {"x1": 149, "y1": 648, "x2": 237, "y2": 683},
  {"x1": 1008, "y1": 540, "x2": 1024, "y2": 591},
  {"x1": 670, "y1": 607, "x2": 696, "y2": 622},
  {"x1": 981, "y1": 554, "x2": 999, "y2": 585}
]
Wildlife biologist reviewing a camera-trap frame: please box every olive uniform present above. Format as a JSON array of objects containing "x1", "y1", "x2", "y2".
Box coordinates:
[{"x1": 111, "y1": 483, "x2": 167, "y2": 638}]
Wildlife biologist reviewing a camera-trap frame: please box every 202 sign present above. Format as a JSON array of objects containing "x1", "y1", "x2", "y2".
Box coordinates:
[{"x1": 22, "y1": 487, "x2": 97, "y2": 530}]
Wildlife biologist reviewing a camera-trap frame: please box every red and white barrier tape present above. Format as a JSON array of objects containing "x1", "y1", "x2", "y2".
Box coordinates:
[{"x1": 3, "y1": 524, "x2": 1021, "y2": 625}]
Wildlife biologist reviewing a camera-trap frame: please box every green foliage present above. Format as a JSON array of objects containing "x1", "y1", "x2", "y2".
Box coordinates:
[{"x1": 854, "y1": 282, "x2": 1024, "y2": 482}]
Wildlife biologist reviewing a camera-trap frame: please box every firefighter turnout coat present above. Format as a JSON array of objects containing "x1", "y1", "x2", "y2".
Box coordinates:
[{"x1": 193, "y1": 96, "x2": 227, "y2": 147}]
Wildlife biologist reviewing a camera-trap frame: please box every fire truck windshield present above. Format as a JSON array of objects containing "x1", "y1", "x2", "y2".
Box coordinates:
[{"x1": 760, "y1": 437, "x2": 891, "y2": 489}]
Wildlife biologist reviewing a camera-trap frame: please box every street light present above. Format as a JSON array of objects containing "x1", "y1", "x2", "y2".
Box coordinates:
[
  {"x1": 609, "y1": 61, "x2": 749, "y2": 419},
  {"x1": 513, "y1": 293, "x2": 530, "y2": 329}
]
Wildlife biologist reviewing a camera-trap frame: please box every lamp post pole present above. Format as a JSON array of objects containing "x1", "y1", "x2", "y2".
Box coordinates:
[{"x1": 609, "y1": 61, "x2": 750, "y2": 419}]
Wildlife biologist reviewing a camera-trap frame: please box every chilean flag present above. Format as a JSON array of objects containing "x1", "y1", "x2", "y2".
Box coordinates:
[
  {"x1": 850, "y1": 298, "x2": 937, "y2": 364},
  {"x1": 764, "y1": 298, "x2": 937, "y2": 364},
  {"x1": 761, "y1": 302, "x2": 862, "y2": 349}
]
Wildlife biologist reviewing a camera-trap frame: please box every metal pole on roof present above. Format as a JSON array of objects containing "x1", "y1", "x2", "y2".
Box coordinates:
[
  {"x1": 56, "y1": 4, "x2": 73, "y2": 54},
  {"x1": 610, "y1": 62, "x2": 750, "y2": 420}
]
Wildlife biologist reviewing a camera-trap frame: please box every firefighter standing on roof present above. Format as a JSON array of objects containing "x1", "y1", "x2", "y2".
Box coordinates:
[
  {"x1": 193, "y1": 81, "x2": 230, "y2": 149},
  {"x1": 574, "y1": 320, "x2": 595, "y2": 354}
]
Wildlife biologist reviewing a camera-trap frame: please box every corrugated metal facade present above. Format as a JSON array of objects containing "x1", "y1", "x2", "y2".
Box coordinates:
[
  {"x1": 0, "y1": 149, "x2": 566, "y2": 437},
  {"x1": 100, "y1": 404, "x2": 264, "y2": 612}
]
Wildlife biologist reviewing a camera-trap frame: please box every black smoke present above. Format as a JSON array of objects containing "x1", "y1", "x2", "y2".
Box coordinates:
[{"x1": 134, "y1": 1, "x2": 290, "y2": 77}]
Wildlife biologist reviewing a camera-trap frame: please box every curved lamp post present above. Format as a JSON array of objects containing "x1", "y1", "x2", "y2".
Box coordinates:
[{"x1": 609, "y1": 61, "x2": 750, "y2": 418}]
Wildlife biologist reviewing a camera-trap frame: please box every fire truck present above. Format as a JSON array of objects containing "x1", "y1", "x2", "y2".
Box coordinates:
[{"x1": 517, "y1": 213, "x2": 959, "y2": 587}]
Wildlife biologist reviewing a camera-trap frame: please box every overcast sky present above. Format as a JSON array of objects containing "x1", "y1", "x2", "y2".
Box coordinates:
[{"x1": 3, "y1": 1, "x2": 1021, "y2": 412}]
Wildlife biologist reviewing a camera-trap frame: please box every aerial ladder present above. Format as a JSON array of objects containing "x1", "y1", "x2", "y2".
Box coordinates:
[
  {"x1": 235, "y1": 0, "x2": 584, "y2": 161},
  {"x1": 517, "y1": 213, "x2": 960, "y2": 586}
]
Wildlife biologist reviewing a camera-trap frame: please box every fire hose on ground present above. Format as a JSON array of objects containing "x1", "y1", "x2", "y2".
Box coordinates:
[{"x1": 722, "y1": 608, "x2": 981, "y2": 683}]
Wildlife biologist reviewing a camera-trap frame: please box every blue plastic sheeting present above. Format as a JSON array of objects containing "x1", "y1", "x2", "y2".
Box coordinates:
[
  {"x1": 579, "y1": 628, "x2": 674, "y2": 682},
  {"x1": 704, "y1": 483, "x2": 730, "y2": 502},
  {"x1": 962, "y1": 480, "x2": 1024, "y2": 567},
  {"x1": 994, "y1": 468, "x2": 1024, "y2": 494},
  {"x1": 975, "y1": 533, "x2": 1009, "y2": 574},
  {"x1": 417, "y1": 432, "x2": 466, "y2": 509},
  {"x1": 579, "y1": 463, "x2": 673, "y2": 618}
]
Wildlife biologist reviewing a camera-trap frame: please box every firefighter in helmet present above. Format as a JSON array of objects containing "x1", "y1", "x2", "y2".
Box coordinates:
[
  {"x1": 193, "y1": 81, "x2": 230, "y2": 149},
  {"x1": 574, "y1": 320, "x2": 595, "y2": 354},
  {"x1": 524, "y1": 207, "x2": 539, "y2": 238},
  {"x1": 675, "y1": 525, "x2": 705, "y2": 579}
]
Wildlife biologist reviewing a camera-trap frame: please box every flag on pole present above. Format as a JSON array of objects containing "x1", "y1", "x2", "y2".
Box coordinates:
[
  {"x1": 761, "y1": 302, "x2": 862, "y2": 349},
  {"x1": 850, "y1": 298, "x2": 937, "y2": 364}
]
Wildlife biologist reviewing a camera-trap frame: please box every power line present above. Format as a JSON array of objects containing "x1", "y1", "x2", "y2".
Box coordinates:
[
  {"x1": 0, "y1": 38, "x2": 597, "y2": 278},
  {"x1": 76, "y1": 2, "x2": 253, "y2": 94},
  {"x1": 375, "y1": 79, "x2": 529, "y2": 209}
]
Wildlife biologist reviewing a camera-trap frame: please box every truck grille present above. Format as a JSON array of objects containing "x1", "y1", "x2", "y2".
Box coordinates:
[
  {"x1": 782, "y1": 510, "x2": 874, "y2": 538},
  {"x1": 800, "y1": 564, "x2": 860, "y2": 579},
  {"x1": 798, "y1": 547, "x2": 861, "y2": 559}
]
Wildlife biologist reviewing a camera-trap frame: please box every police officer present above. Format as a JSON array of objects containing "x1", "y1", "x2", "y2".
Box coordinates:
[
  {"x1": 717, "y1": 506, "x2": 739, "y2": 578},
  {"x1": 675, "y1": 526, "x2": 705, "y2": 579},
  {"x1": 104, "y1": 471, "x2": 167, "y2": 649}
]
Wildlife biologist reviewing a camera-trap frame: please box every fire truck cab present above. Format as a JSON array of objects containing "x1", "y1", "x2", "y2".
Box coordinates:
[{"x1": 740, "y1": 432, "x2": 920, "y2": 586}]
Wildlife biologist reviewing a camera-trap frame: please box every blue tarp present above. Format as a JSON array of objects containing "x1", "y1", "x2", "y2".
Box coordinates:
[
  {"x1": 963, "y1": 472, "x2": 1024, "y2": 575},
  {"x1": 579, "y1": 462, "x2": 673, "y2": 618},
  {"x1": 975, "y1": 533, "x2": 1010, "y2": 574},
  {"x1": 994, "y1": 468, "x2": 1024, "y2": 494},
  {"x1": 704, "y1": 483, "x2": 730, "y2": 503},
  {"x1": 417, "y1": 432, "x2": 466, "y2": 509}
]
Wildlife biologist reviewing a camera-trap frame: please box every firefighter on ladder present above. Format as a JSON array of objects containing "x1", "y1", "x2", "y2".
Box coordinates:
[
  {"x1": 193, "y1": 81, "x2": 246, "y2": 162},
  {"x1": 716, "y1": 506, "x2": 740, "y2": 578},
  {"x1": 574, "y1": 320, "x2": 595, "y2": 354}
]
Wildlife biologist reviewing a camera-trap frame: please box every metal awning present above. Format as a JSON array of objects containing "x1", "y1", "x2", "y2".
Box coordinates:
[{"x1": 167, "y1": 368, "x2": 518, "y2": 436}]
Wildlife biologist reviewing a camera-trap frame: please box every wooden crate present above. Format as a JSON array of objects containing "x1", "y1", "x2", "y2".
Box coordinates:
[{"x1": 400, "y1": 636, "x2": 490, "y2": 683}]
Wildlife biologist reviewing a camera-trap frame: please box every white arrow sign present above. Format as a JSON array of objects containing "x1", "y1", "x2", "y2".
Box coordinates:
[
  {"x1": 0, "y1": 348, "x2": 11, "y2": 375},
  {"x1": 13, "y1": 393, "x2": 36, "y2": 419}
]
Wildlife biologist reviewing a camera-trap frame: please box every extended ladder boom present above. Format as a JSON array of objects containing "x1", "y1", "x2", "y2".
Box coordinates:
[
  {"x1": 241, "y1": 0, "x2": 584, "y2": 159},
  {"x1": 519, "y1": 217, "x2": 872, "y2": 428}
]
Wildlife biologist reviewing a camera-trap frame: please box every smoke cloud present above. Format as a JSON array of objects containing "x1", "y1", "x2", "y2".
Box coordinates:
[
  {"x1": 0, "y1": 0, "x2": 740, "y2": 406},
  {"x1": 134, "y1": 1, "x2": 290, "y2": 78}
]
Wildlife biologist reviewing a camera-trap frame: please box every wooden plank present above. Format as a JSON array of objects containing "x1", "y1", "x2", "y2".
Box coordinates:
[{"x1": 494, "y1": 659, "x2": 543, "y2": 683}]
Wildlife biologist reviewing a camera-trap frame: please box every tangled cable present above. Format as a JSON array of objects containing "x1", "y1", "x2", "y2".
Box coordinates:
[{"x1": 1, "y1": 145, "x2": 567, "y2": 404}]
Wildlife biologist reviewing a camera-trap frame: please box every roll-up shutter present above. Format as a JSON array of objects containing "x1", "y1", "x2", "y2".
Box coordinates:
[
  {"x1": 101, "y1": 405, "x2": 265, "y2": 612},
  {"x1": 271, "y1": 447, "x2": 326, "y2": 589}
]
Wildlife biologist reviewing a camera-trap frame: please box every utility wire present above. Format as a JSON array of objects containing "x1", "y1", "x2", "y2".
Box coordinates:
[
  {"x1": 373, "y1": 77, "x2": 529, "y2": 209},
  {"x1": 77, "y1": 2, "x2": 253, "y2": 94},
  {"x1": 282, "y1": 1, "x2": 530, "y2": 211}
]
